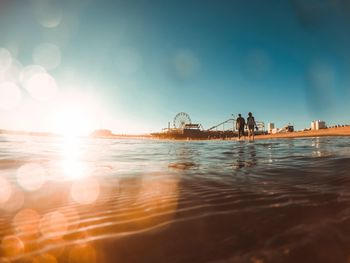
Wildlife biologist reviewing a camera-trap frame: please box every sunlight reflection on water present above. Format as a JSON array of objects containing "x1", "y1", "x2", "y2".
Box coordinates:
[
  {"x1": 60, "y1": 136, "x2": 89, "y2": 180},
  {"x1": 0, "y1": 136, "x2": 350, "y2": 262}
]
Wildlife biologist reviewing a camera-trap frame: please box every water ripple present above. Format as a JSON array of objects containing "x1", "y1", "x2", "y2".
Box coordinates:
[{"x1": 1, "y1": 136, "x2": 350, "y2": 262}]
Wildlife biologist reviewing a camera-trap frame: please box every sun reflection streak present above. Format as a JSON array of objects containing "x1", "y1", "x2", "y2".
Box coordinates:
[{"x1": 60, "y1": 136, "x2": 89, "y2": 180}]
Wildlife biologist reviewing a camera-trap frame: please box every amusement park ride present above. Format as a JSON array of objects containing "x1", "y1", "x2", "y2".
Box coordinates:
[{"x1": 152, "y1": 112, "x2": 267, "y2": 139}]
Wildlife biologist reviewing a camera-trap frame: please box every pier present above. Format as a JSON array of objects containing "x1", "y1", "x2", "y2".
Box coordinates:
[{"x1": 151, "y1": 112, "x2": 267, "y2": 139}]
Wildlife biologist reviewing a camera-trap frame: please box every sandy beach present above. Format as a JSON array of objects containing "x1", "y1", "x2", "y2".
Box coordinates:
[{"x1": 255, "y1": 126, "x2": 350, "y2": 140}]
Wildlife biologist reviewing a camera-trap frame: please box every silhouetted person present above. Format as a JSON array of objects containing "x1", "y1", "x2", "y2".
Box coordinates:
[
  {"x1": 236, "y1": 113, "x2": 246, "y2": 140},
  {"x1": 247, "y1": 112, "x2": 257, "y2": 141}
]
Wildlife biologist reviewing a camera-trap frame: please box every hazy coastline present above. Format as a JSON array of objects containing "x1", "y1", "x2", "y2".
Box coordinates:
[{"x1": 2, "y1": 126, "x2": 350, "y2": 141}]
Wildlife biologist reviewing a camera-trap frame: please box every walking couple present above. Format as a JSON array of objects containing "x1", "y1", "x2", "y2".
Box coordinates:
[{"x1": 236, "y1": 112, "x2": 257, "y2": 141}]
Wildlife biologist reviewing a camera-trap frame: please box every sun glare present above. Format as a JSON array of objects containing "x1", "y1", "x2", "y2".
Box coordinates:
[
  {"x1": 61, "y1": 136, "x2": 88, "y2": 180},
  {"x1": 51, "y1": 106, "x2": 95, "y2": 137},
  {"x1": 47, "y1": 94, "x2": 101, "y2": 181}
]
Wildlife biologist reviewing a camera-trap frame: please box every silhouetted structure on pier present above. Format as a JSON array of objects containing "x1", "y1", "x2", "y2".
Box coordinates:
[{"x1": 151, "y1": 112, "x2": 267, "y2": 139}]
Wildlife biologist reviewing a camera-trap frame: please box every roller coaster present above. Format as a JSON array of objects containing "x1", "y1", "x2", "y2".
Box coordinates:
[{"x1": 207, "y1": 117, "x2": 265, "y2": 132}]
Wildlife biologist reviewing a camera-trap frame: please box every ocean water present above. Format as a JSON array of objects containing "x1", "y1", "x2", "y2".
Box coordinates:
[{"x1": 1, "y1": 134, "x2": 350, "y2": 262}]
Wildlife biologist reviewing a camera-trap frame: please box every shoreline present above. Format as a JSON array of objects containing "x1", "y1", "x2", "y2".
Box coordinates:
[
  {"x1": 148, "y1": 127, "x2": 350, "y2": 141},
  {"x1": 1, "y1": 127, "x2": 350, "y2": 141},
  {"x1": 254, "y1": 126, "x2": 350, "y2": 140}
]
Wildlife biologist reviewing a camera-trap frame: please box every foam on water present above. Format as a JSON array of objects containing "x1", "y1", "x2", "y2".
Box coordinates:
[{"x1": 1, "y1": 135, "x2": 350, "y2": 262}]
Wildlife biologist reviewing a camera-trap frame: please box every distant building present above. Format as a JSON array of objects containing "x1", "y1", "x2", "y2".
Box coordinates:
[
  {"x1": 267, "y1": 123, "x2": 275, "y2": 134},
  {"x1": 311, "y1": 121, "x2": 315, "y2": 130},
  {"x1": 311, "y1": 120, "x2": 326, "y2": 130}
]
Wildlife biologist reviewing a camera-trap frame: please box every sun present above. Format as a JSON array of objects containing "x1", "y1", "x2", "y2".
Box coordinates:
[
  {"x1": 50, "y1": 106, "x2": 96, "y2": 137},
  {"x1": 47, "y1": 91, "x2": 104, "y2": 137}
]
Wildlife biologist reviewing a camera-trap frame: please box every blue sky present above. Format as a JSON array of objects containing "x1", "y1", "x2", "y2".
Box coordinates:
[{"x1": 0, "y1": 0, "x2": 349, "y2": 134}]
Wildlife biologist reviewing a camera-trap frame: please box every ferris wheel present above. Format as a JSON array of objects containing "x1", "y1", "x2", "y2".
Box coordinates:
[{"x1": 173, "y1": 112, "x2": 191, "y2": 129}]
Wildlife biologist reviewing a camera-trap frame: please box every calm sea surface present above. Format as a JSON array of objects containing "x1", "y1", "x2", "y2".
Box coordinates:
[{"x1": 1, "y1": 134, "x2": 350, "y2": 262}]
